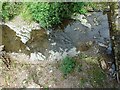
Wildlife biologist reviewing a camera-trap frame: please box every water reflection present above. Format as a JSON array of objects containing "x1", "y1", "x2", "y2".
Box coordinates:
[
  {"x1": 26, "y1": 29, "x2": 50, "y2": 56},
  {"x1": 2, "y1": 25, "x2": 28, "y2": 53},
  {"x1": 1, "y1": 12, "x2": 113, "y2": 61},
  {"x1": 2, "y1": 25, "x2": 50, "y2": 56}
]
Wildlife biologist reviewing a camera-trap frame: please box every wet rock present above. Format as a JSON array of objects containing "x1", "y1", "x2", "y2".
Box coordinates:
[
  {"x1": 5, "y1": 16, "x2": 41, "y2": 44},
  {"x1": 46, "y1": 29, "x2": 52, "y2": 35},
  {"x1": 93, "y1": 17, "x2": 99, "y2": 26},
  {"x1": 0, "y1": 45, "x2": 5, "y2": 59},
  {"x1": 108, "y1": 63, "x2": 116, "y2": 78},
  {"x1": 100, "y1": 60, "x2": 107, "y2": 70},
  {"x1": 71, "y1": 14, "x2": 91, "y2": 29},
  {"x1": 98, "y1": 42, "x2": 108, "y2": 48},
  {"x1": 106, "y1": 46, "x2": 112, "y2": 54},
  {"x1": 30, "y1": 52, "x2": 46, "y2": 61},
  {"x1": 8, "y1": 47, "x2": 79, "y2": 61},
  {"x1": 48, "y1": 47, "x2": 79, "y2": 61},
  {"x1": 51, "y1": 42, "x2": 56, "y2": 46},
  {"x1": 67, "y1": 47, "x2": 80, "y2": 57}
]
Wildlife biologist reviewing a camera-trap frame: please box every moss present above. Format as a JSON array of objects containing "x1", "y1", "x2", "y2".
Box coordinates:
[
  {"x1": 79, "y1": 55, "x2": 107, "y2": 87},
  {"x1": 88, "y1": 67, "x2": 106, "y2": 87},
  {"x1": 2, "y1": 2, "x2": 23, "y2": 21},
  {"x1": 79, "y1": 77, "x2": 87, "y2": 87}
]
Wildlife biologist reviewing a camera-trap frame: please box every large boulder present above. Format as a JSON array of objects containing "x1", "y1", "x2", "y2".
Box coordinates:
[{"x1": 5, "y1": 16, "x2": 41, "y2": 44}]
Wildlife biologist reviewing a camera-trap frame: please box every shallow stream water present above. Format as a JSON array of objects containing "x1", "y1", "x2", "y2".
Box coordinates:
[{"x1": 0, "y1": 12, "x2": 113, "y2": 62}]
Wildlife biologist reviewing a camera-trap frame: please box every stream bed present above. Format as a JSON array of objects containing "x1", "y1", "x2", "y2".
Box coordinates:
[
  {"x1": 1, "y1": 11, "x2": 116, "y2": 76},
  {"x1": 1, "y1": 12, "x2": 112, "y2": 62},
  {"x1": 0, "y1": 11, "x2": 119, "y2": 88}
]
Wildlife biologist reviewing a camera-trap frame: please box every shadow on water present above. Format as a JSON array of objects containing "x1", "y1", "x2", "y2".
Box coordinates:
[
  {"x1": 1, "y1": 11, "x2": 120, "y2": 85},
  {"x1": 52, "y1": 19, "x2": 74, "y2": 31},
  {"x1": 1, "y1": 25, "x2": 50, "y2": 56},
  {"x1": 1, "y1": 11, "x2": 116, "y2": 64},
  {"x1": 1, "y1": 12, "x2": 112, "y2": 55},
  {"x1": 2, "y1": 25, "x2": 28, "y2": 53},
  {"x1": 26, "y1": 28, "x2": 50, "y2": 56}
]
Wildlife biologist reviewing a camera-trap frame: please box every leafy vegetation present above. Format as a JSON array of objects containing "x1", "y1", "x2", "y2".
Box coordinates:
[
  {"x1": 2, "y1": 2, "x2": 88, "y2": 29},
  {"x1": 88, "y1": 66, "x2": 106, "y2": 87},
  {"x1": 26, "y1": 2, "x2": 87, "y2": 29},
  {"x1": 79, "y1": 78, "x2": 87, "y2": 87},
  {"x1": 60, "y1": 56, "x2": 76, "y2": 76},
  {"x1": 27, "y1": 2, "x2": 68, "y2": 28},
  {"x1": 2, "y1": 2, "x2": 22, "y2": 21},
  {"x1": 20, "y1": 3, "x2": 33, "y2": 22},
  {"x1": 69, "y1": 2, "x2": 87, "y2": 14},
  {"x1": 2, "y1": 2, "x2": 113, "y2": 29}
]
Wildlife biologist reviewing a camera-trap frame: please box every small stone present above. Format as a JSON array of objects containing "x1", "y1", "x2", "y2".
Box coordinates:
[
  {"x1": 101, "y1": 60, "x2": 107, "y2": 70},
  {"x1": 0, "y1": 45, "x2": 4, "y2": 51},
  {"x1": 19, "y1": 49, "x2": 21, "y2": 52},
  {"x1": 112, "y1": 36, "x2": 115, "y2": 40},
  {"x1": 26, "y1": 46, "x2": 30, "y2": 51},
  {"x1": 49, "y1": 70, "x2": 53, "y2": 73},
  {"x1": 98, "y1": 42, "x2": 108, "y2": 48},
  {"x1": 88, "y1": 41, "x2": 93, "y2": 46},
  {"x1": 49, "y1": 85, "x2": 52, "y2": 87},
  {"x1": 93, "y1": 36, "x2": 97, "y2": 39},
  {"x1": 27, "y1": 82, "x2": 40, "y2": 88},
  {"x1": 51, "y1": 42, "x2": 56, "y2": 46}
]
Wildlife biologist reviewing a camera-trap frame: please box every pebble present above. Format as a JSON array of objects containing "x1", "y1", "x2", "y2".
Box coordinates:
[
  {"x1": 0, "y1": 45, "x2": 4, "y2": 51},
  {"x1": 51, "y1": 42, "x2": 56, "y2": 46},
  {"x1": 49, "y1": 70, "x2": 53, "y2": 73},
  {"x1": 98, "y1": 42, "x2": 108, "y2": 48}
]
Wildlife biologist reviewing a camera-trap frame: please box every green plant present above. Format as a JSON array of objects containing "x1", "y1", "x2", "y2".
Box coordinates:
[
  {"x1": 2, "y1": 2, "x2": 88, "y2": 28},
  {"x1": 25, "y1": 2, "x2": 87, "y2": 29},
  {"x1": 77, "y1": 64, "x2": 82, "y2": 72},
  {"x1": 69, "y1": 2, "x2": 87, "y2": 14},
  {"x1": 88, "y1": 67, "x2": 106, "y2": 87},
  {"x1": 2, "y1": 2, "x2": 22, "y2": 21},
  {"x1": 20, "y1": 3, "x2": 33, "y2": 22},
  {"x1": 60, "y1": 56, "x2": 76, "y2": 76},
  {"x1": 79, "y1": 78, "x2": 87, "y2": 87},
  {"x1": 26, "y1": 2, "x2": 70, "y2": 29}
]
